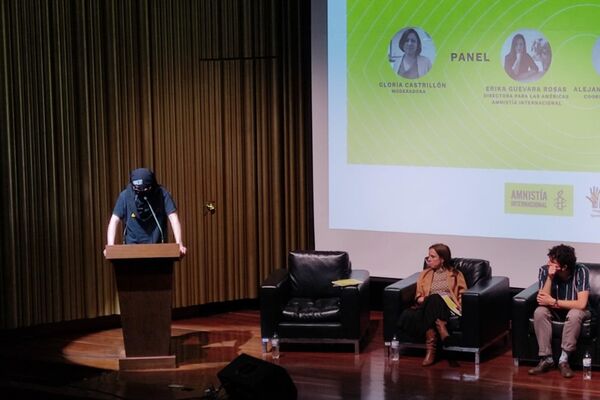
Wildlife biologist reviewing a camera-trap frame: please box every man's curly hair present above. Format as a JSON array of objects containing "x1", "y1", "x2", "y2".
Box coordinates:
[{"x1": 547, "y1": 244, "x2": 576, "y2": 269}]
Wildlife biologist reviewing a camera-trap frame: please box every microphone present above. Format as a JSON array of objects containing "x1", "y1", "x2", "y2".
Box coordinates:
[{"x1": 144, "y1": 195, "x2": 165, "y2": 243}]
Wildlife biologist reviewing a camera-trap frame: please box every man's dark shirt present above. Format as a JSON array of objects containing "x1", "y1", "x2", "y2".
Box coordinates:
[
  {"x1": 537, "y1": 263, "x2": 590, "y2": 302},
  {"x1": 113, "y1": 185, "x2": 176, "y2": 244}
]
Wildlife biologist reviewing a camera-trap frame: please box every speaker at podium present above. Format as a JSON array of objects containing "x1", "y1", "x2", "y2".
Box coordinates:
[{"x1": 217, "y1": 353, "x2": 297, "y2": 400}]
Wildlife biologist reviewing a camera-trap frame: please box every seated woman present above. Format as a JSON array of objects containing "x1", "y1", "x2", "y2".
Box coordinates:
[{"x1": 396, "y1": 243, "x2": 467, "y2": 366}]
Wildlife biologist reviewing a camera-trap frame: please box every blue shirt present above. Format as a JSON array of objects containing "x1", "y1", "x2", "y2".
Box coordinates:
[
  {"x1": 537, "y1": 263, "x2": 590, "y2": 302},
  {"x1": 112, "y1": 185, "x2": 176, "y2": 244}
]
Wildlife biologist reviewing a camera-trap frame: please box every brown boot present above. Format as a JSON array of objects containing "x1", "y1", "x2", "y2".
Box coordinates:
[
  {"x1": 435, "y1": 319, "x2": 449, "y2": 343},
  {"x1": 422, "y1": 329, "x2": 437, "y2": 366}
]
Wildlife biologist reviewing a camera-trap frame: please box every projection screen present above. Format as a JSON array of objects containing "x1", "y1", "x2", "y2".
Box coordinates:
[{"x1": 312, "y1": 0, "x2": 600, "y2": 287}]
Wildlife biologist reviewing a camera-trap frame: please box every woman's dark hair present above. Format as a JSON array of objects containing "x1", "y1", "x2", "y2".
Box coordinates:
[
  {"x1": 429, "y1": 243, "x2": 452, "y2": 269},
  {"x1": 547, "y1": 244, "x2": 577, "y2": 269},
  {"x1": 508, "y1": 33, "x2": 526, "y2": 57},
  {"x1": 399, "y1": 28, "x2": 422, "y2": 55}
]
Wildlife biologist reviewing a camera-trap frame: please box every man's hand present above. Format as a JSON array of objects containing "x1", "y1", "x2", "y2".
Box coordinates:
[
  {"x1": 547, "y1": 259, "x2": 560, "y2": 278},
  {"x1": 179, "y1": 243, "x2": 187, "y2": 256},
  {"x1": 537, "y1": 291, "x2": 555, "y2": 307}
]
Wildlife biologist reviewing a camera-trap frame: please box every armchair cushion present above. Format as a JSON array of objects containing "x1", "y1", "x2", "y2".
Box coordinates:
[
  {"x1": 282, "y1": 298, "x2": 341, "y2": 322},
  {"x1": 289, "y1": 250, "x2": 350, "y2": 299}
]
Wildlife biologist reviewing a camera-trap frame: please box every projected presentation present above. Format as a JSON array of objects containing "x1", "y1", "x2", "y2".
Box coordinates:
[{"x1": 329, "y1": 0, "x2": 600, "y2": 243}]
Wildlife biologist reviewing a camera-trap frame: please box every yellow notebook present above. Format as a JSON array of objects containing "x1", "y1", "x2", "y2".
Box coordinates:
[
  {"x1": 331, "y1": 278, "x2": 363, "y2": 287},
  {"x1": 441, "y1": 293, "x2": 462, "y2": 316}
]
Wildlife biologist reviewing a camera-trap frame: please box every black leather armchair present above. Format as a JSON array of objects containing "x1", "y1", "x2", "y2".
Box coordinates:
[
  {"x1": 383, "y1": 258, "x2": 510, "y2": 364},
  {"x1": 512, "y1": 262, "x2": 600, "y2": 367},
  {"x1": 260, "y1": 250, "x2": 370, "y2": 354}
]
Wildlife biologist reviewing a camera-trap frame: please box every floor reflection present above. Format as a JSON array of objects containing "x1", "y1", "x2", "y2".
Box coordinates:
[{"x1": 171, "y1": 329, "x2": 253, "y2": 366}]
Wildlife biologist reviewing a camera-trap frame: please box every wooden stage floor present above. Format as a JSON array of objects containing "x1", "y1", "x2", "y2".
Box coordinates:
[{"x1": 1, "y1": 310, "x2": 599, "y2": 399}]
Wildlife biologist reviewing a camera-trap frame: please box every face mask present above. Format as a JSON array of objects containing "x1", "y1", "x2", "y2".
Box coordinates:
[{"x1": 132, "y1": 182, "x2": 154, "y2": 195}]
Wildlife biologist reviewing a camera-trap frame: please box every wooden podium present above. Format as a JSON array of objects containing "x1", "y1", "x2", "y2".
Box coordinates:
[{"x1": 105, "y1": 243, "x2": 181, "y2": 370}]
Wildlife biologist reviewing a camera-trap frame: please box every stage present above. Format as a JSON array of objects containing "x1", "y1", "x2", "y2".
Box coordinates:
[{"x1": 0, "y1": 311, "x2": 598, "y2": 399}]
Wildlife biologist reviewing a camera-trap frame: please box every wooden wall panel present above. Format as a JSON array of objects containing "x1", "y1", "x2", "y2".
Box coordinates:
[{"x1": 0, "y1": 0, "x2": 312, "y2": 329}]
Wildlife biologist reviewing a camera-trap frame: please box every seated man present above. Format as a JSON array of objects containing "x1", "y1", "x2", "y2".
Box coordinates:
[{"x1": 528, "y1": 244, "x2": 590, "y2": 378}]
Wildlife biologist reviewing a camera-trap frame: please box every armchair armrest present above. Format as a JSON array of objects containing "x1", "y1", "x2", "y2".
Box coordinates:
[
  {"x1": 340, "y1": 269, "x2": 370, "y2": 339},
  {"x1": 460, "y1": 276, "x2": 510, "y2": 348},
  {"x1": 260, "y1": 268, "x2": 291, "y2": 339},
  {"x1": 511, "y1": 282, "x2": 538, "y2": 359},
  {"x1": 382, "y1": 272, "x2": 420, "y2": 343}
]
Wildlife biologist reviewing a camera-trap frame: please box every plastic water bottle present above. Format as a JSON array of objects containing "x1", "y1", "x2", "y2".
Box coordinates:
[
  {"x1": 390, "y1": 335, "x2": 400, "y2": 361},
  {"x1": 583, "y1": 350, "x2": 592, "y2": 380},
  {"x1": 271, "y1": 333, "x2": 280, "y2": 359}
]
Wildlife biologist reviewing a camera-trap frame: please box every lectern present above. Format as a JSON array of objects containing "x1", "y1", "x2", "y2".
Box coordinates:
[{"x1": 105, "y1": 243, "x2": 181, "y2": 370}]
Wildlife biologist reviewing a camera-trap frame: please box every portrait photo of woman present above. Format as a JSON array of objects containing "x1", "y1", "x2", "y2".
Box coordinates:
[
  {"x1": 502, "y1": 31, "x2": 551, "y2": 82},
  {"x1": 389, "y1": 27, "x2": 435, "y2": 79}
]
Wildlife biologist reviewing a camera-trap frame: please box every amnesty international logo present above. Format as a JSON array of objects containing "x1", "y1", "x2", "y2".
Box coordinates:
[
  {"x1": 504, "y1": 183, "x2": 573, "y2": 216},
  {"x1": 554, "y1": 190, "x2": 568, "y2": 211},
  {"x1": 586, "y1": 186, "x2": 600, "y2": 217}
]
